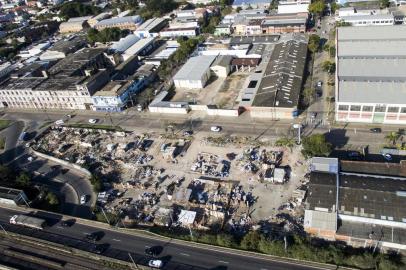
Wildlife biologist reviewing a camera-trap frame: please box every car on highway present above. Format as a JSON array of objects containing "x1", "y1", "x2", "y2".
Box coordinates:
[
  {"x1": 92, "y1": 244, "x2": 108, "y2": 254},
  {"x1": 85, "y1": 231, "x2": 104, "y2": 242},
  {"x1": 148, "y1": 259, "x2": 163, "y2": 269},
  {"x1": 55, "y1": 120, "x2": 64, "y2": 125},
  {"x1": 80, "y1": 195, "x2": 87, "y2": 205},
  {"x1": 60, "y1": 219, "x2": 75, "y2": 227},
  {"x1": 145, "y1": 246, "x2": 163, "y2": 257},
  {"x1": 210, "y1": 126, "x2": 221, "y2": 132},
  {"x1": 88, "y1": 119, "x2": 98, "y2": 124},
  {"x1": 370, "y1": 128, "x2": 382, "y2": 133}
]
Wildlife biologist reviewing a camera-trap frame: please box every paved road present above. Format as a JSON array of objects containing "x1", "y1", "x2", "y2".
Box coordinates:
[
  {"x1": 0, "y1": 207, "x2": 329, "y2": 270},
  {"x1": 0, "y1": 119, "x2": 94, "y2": 218}
]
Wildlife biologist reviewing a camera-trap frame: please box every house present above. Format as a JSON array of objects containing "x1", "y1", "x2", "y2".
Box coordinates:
[
  {"x1": 173, "y1": 55, "x2": 217, "y2": 89},
  {"x1": 160, "y1": 21, "x2": 199, "y2": 38},
  {"x1": 214, "y1": 23, "x2": 232, "y2": 36},
  {"x1": 335, "y1": 25, "x2": 406, "y2": 124},
  {"x1": 232, "y1": 0, "x2": 271, "y2": 9},
  {"x1": 210, "y1": 55, "x2": 233, "y2": 77}
]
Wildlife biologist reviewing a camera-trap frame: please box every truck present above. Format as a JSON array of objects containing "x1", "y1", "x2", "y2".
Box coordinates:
[{"x1": 9, "y1": 214, "x2": 46, "y2": 230}]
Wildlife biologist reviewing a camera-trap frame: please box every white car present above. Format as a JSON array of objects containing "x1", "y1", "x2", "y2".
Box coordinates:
[
  {"x1": 148, "y1": 260, "x2": 163, "y2": 268},
  {"x1": 88, "y1": 119, "x2": 98, "y2": 124},
  {"x1": 80, "y1": 195, "x2": 87, "y2": 205},
  {"x1": 383, "y1": 153, "x2": 392, "y2": 161},
  {"x1": 210, "y1": 126, "x2": 221, "y2": 132},
  {"x1": 55, "y1": 119, "x2": 64, "y2": 125},
  {"x1": 27, "y1": 156, "x2": 34, "y2": 162}
]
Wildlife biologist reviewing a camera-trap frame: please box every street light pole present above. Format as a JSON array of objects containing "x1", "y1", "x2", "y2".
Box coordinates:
[
  {"x1": 128, "y1": 252, "x2": 139, "y2": 269},
  {"x1": 0, "y1": 224, "x2": 8, "y2": 235}
]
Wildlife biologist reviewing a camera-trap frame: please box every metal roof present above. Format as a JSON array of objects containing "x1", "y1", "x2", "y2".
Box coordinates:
[
  {"x1": 111, "y1": 34, "x2": 140, "y2": 53},
  {"x1": 123, "y1": 37, "x2": 154, "y2": 56},
  {"x1": 173, "y1": 55, "x2": 217, "y2": 81},
  {"x1": 304, "y1": 210, "x2": 337, "y2": 231},
  {"x1": 338, "y1": 81, "x2": 406, "y2": 104},
  {"x1": 95, "y1": 16, "x2": 142, "y2": 27},
  {"x1": 338, "y1": 58, "x2": 406, "y2": 80},
  {"x1": 337, "y1": 25, "x2": 406, "y2": 41}
]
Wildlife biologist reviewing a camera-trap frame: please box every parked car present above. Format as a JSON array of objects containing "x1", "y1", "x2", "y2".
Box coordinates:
[
  {"x1": 210, "y1": 126, "x2": 221, "y2": 132},
  {"x1": 148, "y1": 259, "x2": 163, "y2": 269},
  {"x1": 383, "y1": 153, "x2": 392, "y2": 161},
  {"x1": 183, "y1": 130, "x2": 193, "y2": 136},
  {"x1": 27, "y1": 156, "x2": 34, "y2": 162},
  {"x1": 80, "y1": 195, "x2": 87, "y2": 205},
  {"x1": 55, "y1": 120, "x2": 64, "y2": 125},
  {"x1": 88, "y1": 119, "x2": 98, "y2": 124},
  {"x1": 370, "y1": 128, "x2": 382, "y2": 133},
  {"x1": 311, "y1": 112, "x2": 317, "y2": 119},
  {"x1": 316, "y1": 81, "x2": 323, "y2": 88}
]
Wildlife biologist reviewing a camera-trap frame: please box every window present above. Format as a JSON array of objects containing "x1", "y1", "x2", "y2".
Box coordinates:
[
  {"x1": 401, "y1": 107, "x2": 406, "y2": 113},
  {"x1": 388, "y1": 107, "x2": 399, "y2": 113},
  {"x1": 375, "y1": 105, "x2": 386, "y2": 112},
  {"x1": 350, "y1": 105, "x2": 361, "y2": 111},
  {"x1": 362, "y1": 106, "x2": 373, "y2": 112},
  {"x1": 338, "y1": 105, "x2": 349, "y2": 111}
]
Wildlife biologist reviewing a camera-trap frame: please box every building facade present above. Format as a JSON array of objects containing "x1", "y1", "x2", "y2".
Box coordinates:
[{"x1": 335, "y1": 26, "x2": 406, "y2": 124}]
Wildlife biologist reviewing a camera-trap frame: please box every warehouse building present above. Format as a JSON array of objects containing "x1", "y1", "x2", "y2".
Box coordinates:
[
  {"x1": 59, "y1": 16, "x2": 91, "y2": 33},
  {"x1": 305, "y1": 157, "x2": 406, "y2": 250},
  {"x1": 110, "y1": 34, "x2": 140, "y2": 53},
  {"x1": 335, "y1": 25, "x2": 406, "y2": 124},
  {"x1": 40, "y1": 35, "x2": 87, "y2": 61},
  {"x1": 134, "y1": 18, "x2": 168, "y2": 38},
  {"x1": 95, "y1": 16, "x2": 143, "y2": 31},
  {"x1": 240, "y1": 35, "x2": 307, "y2": 119},
  {"x1": 173, "y1": 55, "x2": 217, "y2": 89}
]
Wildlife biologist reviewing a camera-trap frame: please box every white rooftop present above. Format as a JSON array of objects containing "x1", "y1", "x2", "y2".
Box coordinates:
[{"x1": 173, "y1": 55, "x2": 217, "y2": 81}]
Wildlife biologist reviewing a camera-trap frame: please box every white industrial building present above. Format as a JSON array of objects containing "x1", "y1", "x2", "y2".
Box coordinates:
[
  {"x1": 277, "y1": 0, "x2": 310, "y2": 14},
  {"x1": 173, "y1": 55, "x2": 217, "y2": 89},
  {"x1": 110, "y1": 34, "x2": 140, "y2": 53},
  {"x1": 210, "y1": 55, "x2": 232, "y2": 78},
  {"x1": 335, "y1": 25, "x2": 406, "y2": 124},
  {"x1": 134, "y1": 18, "x2": 168, "y2": 38}
]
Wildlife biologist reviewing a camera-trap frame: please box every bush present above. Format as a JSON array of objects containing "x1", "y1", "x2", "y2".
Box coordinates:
[
  {"x1": 301, "y1": 134, "x2": 332, "y2": 158},
  {"x1": 90, "y1": 174, "x2": 102, "y2": 192}
]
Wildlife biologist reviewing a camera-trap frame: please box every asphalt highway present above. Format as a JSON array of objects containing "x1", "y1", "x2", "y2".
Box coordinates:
[{"x1": 0, "y1": 207, "x2": 328, "y2": 270}]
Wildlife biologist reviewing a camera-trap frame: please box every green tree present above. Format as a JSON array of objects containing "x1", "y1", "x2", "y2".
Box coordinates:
[
  {"x1": 16, "y1": 172, "x2": 31, "y2": 188},
  {"x1": 308, "y1": 34, "x2": 320, "y2": 53},
  {"x1": 303, "y1": 88, "x2": 315, "y2": 105},
  {"x1": 240, "y1": 231, "x2": 261, "y2": 251},
  {"x1": 59, "y1": 2, "x2": 100, "y2": 20},
  {"x1": 275, "y1": 136, "x2": 295, "y2": 150},
  {"x1": 301, "y1": 134, "x2": 332, "y2": 158},
  {"x1": 90, "y1": 174, "x2": 102, "y2": 192},
  {"x1": 380, "y1": 0, "x2": 390, "y2": 8},
  {"x1": 322, "y1": 60, "x2": 336, "y2": 74},
  {"x1": 385, "y1": 131, "x2": 401, "y2": 146},
  {"x1": 46, "y1": 191, "x2": 59, "y2": 205},
  {"x1": 309, "y1": 0, "x2": 326, "y2": 16},
  {"x1": 87, "y1": 28, "x2": 126, "y2": 43}
]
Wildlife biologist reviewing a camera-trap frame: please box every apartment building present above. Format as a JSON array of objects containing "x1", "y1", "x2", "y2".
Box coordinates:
[{"x1": 0, "y1": 48, "x2": 111, "y2": 110}]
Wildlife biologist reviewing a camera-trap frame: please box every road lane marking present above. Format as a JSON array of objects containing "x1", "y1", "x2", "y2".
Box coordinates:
[
  {"x1": 180, "y1": 253, "x2": 190, "y2": 256},
  {"x1": 218, "y1": 261, "x2": 229, "y2": 264},
  {"x1": 112, "y1": 239, "x2": 121, "y2": 242}
]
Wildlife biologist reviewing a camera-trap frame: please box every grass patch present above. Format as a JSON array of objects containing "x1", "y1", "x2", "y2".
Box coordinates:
[
  {"x1": 0, "y1": 137, "x2": 5, "y2": 150},
  {"x1": 0, "y1": 120, "x2": 11, "y2": 131},
  {"x1": 39, "y1": 121, "x2": 53, "y2": 129},
  {"x1": 64, "y1": 123, "x2": 124, "y2": 131}
]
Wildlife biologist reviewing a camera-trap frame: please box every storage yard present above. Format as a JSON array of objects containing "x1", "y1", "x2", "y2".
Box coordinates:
[{"x1": 33, "y1": 126, "x2": 308, "y2": 231}]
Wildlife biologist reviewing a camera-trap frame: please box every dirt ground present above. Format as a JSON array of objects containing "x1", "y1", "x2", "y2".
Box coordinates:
[{"x1": 170, "y1": 73, "x2": 248, "y2": 109}]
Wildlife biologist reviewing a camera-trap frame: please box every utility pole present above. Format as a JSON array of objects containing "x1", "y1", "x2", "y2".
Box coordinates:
[
  {"x1": 128, "y1": 252, "x2": 139, "y2": 269},
  {"x1": 0, "y1": 224, "x2": 8, "y2": 235},
  {"x1": 99, "y1": 207, "x2": 110, "y2": 225}
]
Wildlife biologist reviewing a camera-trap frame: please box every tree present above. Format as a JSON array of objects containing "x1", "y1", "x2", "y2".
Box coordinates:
[
  {"x1": 46, "y1": 191, "x2": 59, "y2": 205},
  {"x1": 87, "y1": 28, "x2": 126, "y2": 44},
  {"x1": 385, "y1": 131, "x2": 401, "y2": 146},
  {"x1": 16, "y1": 172, "x2": 31, "y2": 188},
  {"x1": 309, "y1": 0, "x2": 326, "y2": 16},
  {"x1": 240, "y1": 231, "x2": 261, "y2": 251},
  {"x1": 303, "y1": 88, "x2": 315, "y2": 105},
  {"x1": 380, "y1": 0, "x2": 390, "y2": 8},
  {"x1": 90, "y1": 174, "x2": 102, "y2": 192},
  {"x1": 59, "y1": 2, "x2": 100, "y2": 20},
  {"x1": 322, "y1": 61, "x2": 336, "y2": 74},
  {"x1": 301, "y1": 134, "x2": 332, "y2": 158},
  {"x1": 308, "y1": 34, "x2": 320, "y2": 53}
]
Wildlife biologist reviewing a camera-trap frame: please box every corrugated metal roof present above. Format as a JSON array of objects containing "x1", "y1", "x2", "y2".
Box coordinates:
[
  {"x1": 173, "y1": 55, "x2": 217, "y2": 81},
  {"x1": 304, "y1": 210, "x2": 337, "y2": 231},
  {"x1": 111, "y1": 35, "x2": 140, "y2": 53},
  {"x1": 123, "y1": 37, "x2": 154, "y2": 56},
  {"x1": 337, "y1": 25, "x2": 406, "y2": 41}
]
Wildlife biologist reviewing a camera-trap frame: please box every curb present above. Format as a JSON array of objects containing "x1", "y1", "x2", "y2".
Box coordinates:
[{"x1": 0, "y1": 205, "x2": 353, "y2": 270}]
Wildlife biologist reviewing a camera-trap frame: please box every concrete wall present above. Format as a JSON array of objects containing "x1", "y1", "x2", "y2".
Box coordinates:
[
  {"x1": 249, "y1": 107, "x2": 295, "y2": 119},
  {"x1": 31, "y1": 149, "x2": 92, "y2": 177},
  {"x1": 206, "y1": 108, "x2": 239, "y2": 116},
  {"x1": 148, "y1": 106, "x2": 189, "y2": 114}
]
